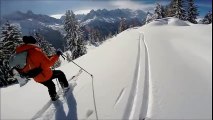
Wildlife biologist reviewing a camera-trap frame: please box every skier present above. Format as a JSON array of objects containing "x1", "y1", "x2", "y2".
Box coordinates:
[{"x1": 15, "y1": 36, "x2": 69, "y2": 101}]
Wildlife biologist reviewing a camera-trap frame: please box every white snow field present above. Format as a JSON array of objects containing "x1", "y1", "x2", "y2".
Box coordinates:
[{"x1": 1, "y1": 18, "x2": 212, "y2": 120}]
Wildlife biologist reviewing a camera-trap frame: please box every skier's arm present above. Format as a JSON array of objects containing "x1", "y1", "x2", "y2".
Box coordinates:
[{"x1": 37, "y1": 50, "x2": 59, "y2": 68}]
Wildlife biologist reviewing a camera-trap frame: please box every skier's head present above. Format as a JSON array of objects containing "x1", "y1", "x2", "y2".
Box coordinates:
[{"x1": 23, "y1": 36, "x2": 37, "y2": 44}]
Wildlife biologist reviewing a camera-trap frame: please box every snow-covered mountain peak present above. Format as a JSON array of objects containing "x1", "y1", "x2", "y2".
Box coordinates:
[{"x1": 81, "y1": 9, "x2": 147, "y2": 24}]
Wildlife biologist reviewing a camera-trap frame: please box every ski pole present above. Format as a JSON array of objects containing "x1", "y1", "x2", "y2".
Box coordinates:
[
  {"x1": 61, "y1": 54, "x2": 99, "y2": 120},
  {"x1": 71, "y1": 60, "x2": 93, "y2": 77},
  {"x1": 69, "y1": 61, "x2": 99, "y2": 120},
  {"x1": 91, "y1": 76, "x2": 99, "y2": 120},
  {"x1": 61, "y1": 54, "x2": 93, "y2": 77}
]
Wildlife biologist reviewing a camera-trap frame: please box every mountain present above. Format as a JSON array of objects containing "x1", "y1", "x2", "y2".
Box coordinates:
[
  {"x1": 1, "y1": 10, "x2": 64, "y2": 49},
  {"x1": 82, "y1": 9, "x2": 146, "y2": 23},
  {"x1": 1, "y1": 18, "x2": 212, "y2": 120},
  {"x1": 2, "y1": 10, "x2": 62, "y2": 24},
  {"x1": 62, "y1": 9, "x2": 148, "y2": 40},
  {"x1": 81, "y1": 9, "x2": 147, "y2": 40},
  {"x1": 1, "y1": 9, "x2": 148, "y2": 49}
]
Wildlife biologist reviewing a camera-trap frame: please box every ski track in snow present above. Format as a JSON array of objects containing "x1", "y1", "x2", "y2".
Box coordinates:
[
  {"x1": 86, "y1": 109, "x2": 94, "y2": 118},
  {"x1": 31, "y1": 99, "x2": 54, "y2": 120},
  {"x1": 123, "y1": 32, "x2": 151, "y2": 120},
  {"x1": 139, "y1": 33, "x2": 151, "y2": 120},
  {"x1": 114, "y1": 87, "x2": 126, "y2": 107},
  {"x1": 129, "y1": 34, "x2": 142, "y2": 119},
  {"x1": 123, "y1": 33, "x2": 142, "y2": 119}
]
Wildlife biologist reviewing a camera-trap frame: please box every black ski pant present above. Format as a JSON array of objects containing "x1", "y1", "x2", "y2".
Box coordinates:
[{"x1": 40, "y1": 70, "x2": 69, "y2": 98}]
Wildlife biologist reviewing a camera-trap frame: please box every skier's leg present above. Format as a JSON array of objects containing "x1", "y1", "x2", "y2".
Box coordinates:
[
  {"x1": 41, "y1": 80, "x2": 57, "y2": 98},
  {"x1": 52, "y1": 70, "x2": 69, "y2": 88}
]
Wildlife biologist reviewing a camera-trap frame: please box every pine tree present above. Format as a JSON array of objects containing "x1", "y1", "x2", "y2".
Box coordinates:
[
  {"x1": 153, "y1": 3, "x2": 165, "y2": 19},
  {"x1": 65, "y1": 52, "x2": 72, "y2": 62},
  {"x1": 165, "y1": 0, "x2": 176, "y2": 17},
  {"x1": 34, "y1": 32, "x2": 61, "y2": 68},
  {"x1": 161, "y1": 5, "x2": 166, "y2": 18},
  {"x1": 1, "y1": 21, "x2": 23, "y2": 60},
  {"x1": 89, "y1": 29, "x2": 101, "y2": 46},
  {"x1": 0, "y1": 61, "x2": 10, "y2": 86},
  {"x1": 187, "y1": 0, "x2": 199, "y2": 24},
  {"x1": 146, "y1": 12, "x2": 154, "y2": 24},
  {"x1": 0, "y1": 21, "x2": 23, "y2": 87},
  {"x1": 119, "y1": 17, "x2": 127, "y2": 33},
  {"x1": 173, "y1": 0, "x2": 187, "y2": 20},
  {"x1": 63, "y1": 10, "x2": 87, "y2": 60},
  {"x1": 202, "y1": 11, "x2": 212, "y2": 24}
]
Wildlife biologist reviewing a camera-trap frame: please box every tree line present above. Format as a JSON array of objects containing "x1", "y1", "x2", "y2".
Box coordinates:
[{"x1": 147, "y1": 0, "x2": 212, "y2": 24}]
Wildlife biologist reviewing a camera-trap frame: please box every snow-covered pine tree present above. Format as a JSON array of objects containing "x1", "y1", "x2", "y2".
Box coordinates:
[
  {"x1": 88, "y1": 31, "x2": 93, "y2": 45},
  {"x1": 0, "y1": 61, "x2": 10, "y2": 87},
  {"x1": 94, "y1": 29, "x2": 102, "y2": 43},
  {"x1": 119, "y1": 17, "x2": 127, "y2": 33},
  {"x1": 173, "y1": 0, "x2": 187, "y2": 20},
  {"x1": 34, "y1": 32, "x2": 54, "y2": 56},
  {"x1": 65, "y1": 52, "x2": 72, "y2": 62},
  {"x1": 165, "y1": 0, "x2": 176, "y2": 17},
  {"x1": 146, "y1": 12, "x2": 154, "y2": 24},
  {"x1": 161, "y1": 5, "x2": 166, "y2": 18},
  {"x1": 63, "y1": 10, "x2": 87, "y2": 60},
  {"x1": 202, "y1": 11, "x2": 212, "y2": 24},
  {"x1": 0, "y1": 21, "x2": 23, "y2": 87},
  {"x1": 89, "y1": 29, "x2": 101, "y2": 46},
  {"x1": 153, "y1": 3, "x2": 165, "y2": 19},
  {"x1": 187, "y1": 0, "x2": 199, "y2": 24},
  {"x1": 34, "y1": 32, "x2": 61, "y2": 68},
  {"x1": 1, "y1": 21, "x2": 23, "y2": 60}
]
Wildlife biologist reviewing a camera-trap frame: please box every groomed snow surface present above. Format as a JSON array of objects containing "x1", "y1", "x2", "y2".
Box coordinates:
[{"x1": 1, "y1": 18, "x2": 212, "y2": 120}]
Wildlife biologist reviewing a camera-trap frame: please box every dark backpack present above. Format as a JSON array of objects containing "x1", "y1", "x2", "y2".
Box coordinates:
[{"x1": 9, "y1": 51, "x2": 42, "y2": 78}]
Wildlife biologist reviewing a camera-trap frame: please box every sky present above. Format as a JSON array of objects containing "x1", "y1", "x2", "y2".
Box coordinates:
[{"x1": 0, "y1": 0, "x2": 212, "y2": 18}]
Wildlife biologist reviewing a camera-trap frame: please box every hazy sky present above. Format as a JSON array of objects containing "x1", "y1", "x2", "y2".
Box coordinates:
[{"x1": 1, "y1": 0, "x2": 212, "y2": 18}]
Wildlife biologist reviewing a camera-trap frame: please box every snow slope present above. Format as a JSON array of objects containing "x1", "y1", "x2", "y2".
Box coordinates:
[
  {"x1": 1, "y1": 18, "x2": 212, "y2": 120},
  {"x1": 142, "y1": 19, "x2": 212, "y2": 119}
]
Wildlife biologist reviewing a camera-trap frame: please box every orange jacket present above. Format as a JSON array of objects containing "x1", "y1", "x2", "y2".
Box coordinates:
[{"x1": 16, "y1": 44, "x2": 59, "y2": 83}]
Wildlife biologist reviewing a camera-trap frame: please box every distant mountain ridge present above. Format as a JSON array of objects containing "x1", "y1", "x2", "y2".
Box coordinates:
[
  {"x1": 81, "y1": 9, "x2": 146, "y2": 23},
  {"x1": 2, "y1": 10, "x2": 62, "y2": 24},
  {"x1": 1, "y1": 9, "x2": 148, "y2": 49},
  {"x1": 77, "y1": 9, "x2": 147, "y2": 39},
  {"x1": 1, "y1": 10, "x2": 64, "y2": 49}
]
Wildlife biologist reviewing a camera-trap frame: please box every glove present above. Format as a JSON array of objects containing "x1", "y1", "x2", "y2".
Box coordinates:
[{"x1": 56, "y1": 49, "x2": 63, "y2": 56}]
